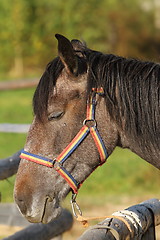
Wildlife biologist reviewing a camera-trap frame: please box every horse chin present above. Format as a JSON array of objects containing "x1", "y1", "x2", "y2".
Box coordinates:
[
  {"x1": 40, "y1": 197, "x2": 62, "y2": 224},
  {"x1": 40, "y1": 187, "x2": 70, "y2": 223},
  {"x1": 41, "y1": 203, "x2": 62, "y2": 224},
  {"x1": 25, "y1": 198, "x2": 62, "y2": 224}
]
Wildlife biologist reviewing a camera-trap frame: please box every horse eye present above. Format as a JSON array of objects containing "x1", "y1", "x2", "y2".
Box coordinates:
[{"x1": 48, "y1": 111, "x2": 64, "y2": 121}]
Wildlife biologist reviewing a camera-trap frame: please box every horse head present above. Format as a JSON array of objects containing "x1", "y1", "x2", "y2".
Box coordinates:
[{"x1": 14, "y1": 35, "x2": 119, "y2": 223}]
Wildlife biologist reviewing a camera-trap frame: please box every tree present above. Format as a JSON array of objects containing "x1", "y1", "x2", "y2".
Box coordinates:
[{"x1": 0, "y1": 0, "x2": 159, "y2": 79}]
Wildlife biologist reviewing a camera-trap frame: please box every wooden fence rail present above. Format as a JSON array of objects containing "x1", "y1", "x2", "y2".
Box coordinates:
[
  {"x1": 0, "y1": 123, "x2": 30, "y2": 133},
  {"x1": 3, "y1": 208, "x2": 73, "y2": 240},
  {"x1": 78, "y1": 198, "x2": 160, "y2": 240},
  {"x1": 0, "y1": 79, "x2": 38, "y2": 91}
]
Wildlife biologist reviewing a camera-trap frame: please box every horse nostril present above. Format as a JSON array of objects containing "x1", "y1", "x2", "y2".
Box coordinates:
[
  {"x1": 46, "y1": 195, "x2": 53, "y2": 202},
  {"x1": 15, "y1": 197, "x2": 27, "y2": 215}
]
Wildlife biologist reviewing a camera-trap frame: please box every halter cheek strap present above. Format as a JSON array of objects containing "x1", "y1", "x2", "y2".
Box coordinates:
[{"x1": 20, "y1": 88, "x2": 109, "y2": 194}]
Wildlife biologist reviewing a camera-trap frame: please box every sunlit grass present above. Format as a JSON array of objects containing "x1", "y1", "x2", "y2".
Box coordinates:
[
  {"x1": 0, "y1": 88, "x2": 34, "y2": 123},
  {"x1": 0, "y1": 176, "x2": 15, "y2": 202},
  {"x1": 79, "y1": 147, "x2": 159, "y2": 197},
  {"x1": 0, "y1": 89, "x2": 34, "y2": 202}
]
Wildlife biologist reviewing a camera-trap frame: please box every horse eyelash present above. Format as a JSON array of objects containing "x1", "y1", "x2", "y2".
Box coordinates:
[{"x1": 48, "y1": 111, "x2": 64, "y2": 121}]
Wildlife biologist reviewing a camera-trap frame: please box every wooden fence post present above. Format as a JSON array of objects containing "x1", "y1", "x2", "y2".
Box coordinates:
[{"x1": 78, "y1": 199, "x2": 160, "y2": 240}]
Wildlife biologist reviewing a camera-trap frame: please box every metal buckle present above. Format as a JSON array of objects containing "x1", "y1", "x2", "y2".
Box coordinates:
[{"x1": 70, "y1": 193, "x2": 82, "y2": 218}]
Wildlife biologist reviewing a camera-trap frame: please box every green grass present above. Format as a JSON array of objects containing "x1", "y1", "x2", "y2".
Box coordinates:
[
  {"x1": 79, "y1": 147, "x2": 160, "y2": 197},
  {"x1": 0, "y1": 88, "x2": 159, "y2": 203},
  {"x1": 0, "y1": 88, "x2": 34, "y2": 202},
  {"x1": 0, "y1": 88, "x2": 34, "y2": 124},
  {"x1": 0, "y1": 133, "x2": 27, "y2": 202}
]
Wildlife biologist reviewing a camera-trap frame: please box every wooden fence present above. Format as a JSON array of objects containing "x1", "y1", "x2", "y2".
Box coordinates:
[
  {"x1": 3, "y1": 208, "x2": 73, "y2": 240},
  {"x1": 0, "y1": 124, "x2": 30, "y2": 133},
  {"x1": 0, "y1": 79, "x2": 38, "y2": 91},
  {"x1": 78, "y1": 198, "x2": 160, "y2": 240}
]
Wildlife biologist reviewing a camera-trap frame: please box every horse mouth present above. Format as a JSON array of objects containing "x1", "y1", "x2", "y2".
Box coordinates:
[{"x1": 41, "y1": 196, "x2": 62, "y2": 224}]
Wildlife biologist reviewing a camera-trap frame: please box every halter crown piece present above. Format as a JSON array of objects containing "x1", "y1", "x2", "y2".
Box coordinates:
[{"x1": 20, "y1": 88, "x2": 109, "y2": 196}]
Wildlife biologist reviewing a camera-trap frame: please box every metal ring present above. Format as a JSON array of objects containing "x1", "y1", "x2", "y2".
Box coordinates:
[
  {"x1": 53, "y1": 159, "x2": 63, "y2": 170},
  {"x1": 83, "y1": 119, "x2": 97, "y2": 128},
  {"x1": 70, "y1": 194, "x2": 82, "y2": 218}
]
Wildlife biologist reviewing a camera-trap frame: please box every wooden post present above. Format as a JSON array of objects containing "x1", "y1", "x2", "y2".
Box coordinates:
[
  {"x1": 3, "y1": 209, "x2": 73, "y2": 240},
  {"x1": 78, "y1": 199, "x2": 160, "y2": 240}
]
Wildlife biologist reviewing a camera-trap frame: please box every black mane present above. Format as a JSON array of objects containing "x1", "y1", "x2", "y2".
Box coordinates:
[
  {"x1": 33, "y1": 57, "x2": 64, "y2": 120},
  {"x1": 87, "y1": 52, "x2": 160, "y2": 150},
  {"x1": 33, "y1": 46, "x2": 160, "y2": 150}
]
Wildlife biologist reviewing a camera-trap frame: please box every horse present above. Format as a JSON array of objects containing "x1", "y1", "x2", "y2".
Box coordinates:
[{"x1": 14, "y1": 34, "x2": 160, "y2": 224}]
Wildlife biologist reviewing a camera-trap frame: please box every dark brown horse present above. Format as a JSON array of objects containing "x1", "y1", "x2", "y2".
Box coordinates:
[{"x1": 14, "y1": 34, "x2": 160, "y2": 224}]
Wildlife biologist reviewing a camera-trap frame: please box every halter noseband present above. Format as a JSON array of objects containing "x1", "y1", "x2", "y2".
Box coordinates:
[{"x1": 20, "y1": 88, "x2": 109, "y2": 194}]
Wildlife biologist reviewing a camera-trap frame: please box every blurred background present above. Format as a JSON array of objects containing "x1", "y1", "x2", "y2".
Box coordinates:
[
  {"x1": 0, "y1": 0, "x2": 160, "y2": 78},
  {"x1": 0, "y1": 0, "x2": 160, "y2": 239}
]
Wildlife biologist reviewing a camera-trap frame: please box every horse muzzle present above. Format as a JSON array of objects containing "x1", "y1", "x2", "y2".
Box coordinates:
[{"x1": 14, "y1": 192, "x2": 62, "y2": 223}]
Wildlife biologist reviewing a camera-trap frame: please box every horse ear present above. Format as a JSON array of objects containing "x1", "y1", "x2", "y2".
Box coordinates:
[{"x1": 55, "y1": 34, "x2": 78, "y2": 76}]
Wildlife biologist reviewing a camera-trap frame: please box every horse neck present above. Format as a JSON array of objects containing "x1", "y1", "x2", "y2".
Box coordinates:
[
  {"x1": 97, "y1": 96, "x2": 160, "y2": 170},
  {"x1": 117, "y1": 121, "x2": 160, "y2": 169},
  {"x1": 123, "y1": 135, "x2": 160, "y2": 169}
]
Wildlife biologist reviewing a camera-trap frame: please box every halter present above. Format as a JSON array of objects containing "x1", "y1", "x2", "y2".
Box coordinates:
[{"x1": 20, "y1": 88, "x2": 109, "y2": 196}]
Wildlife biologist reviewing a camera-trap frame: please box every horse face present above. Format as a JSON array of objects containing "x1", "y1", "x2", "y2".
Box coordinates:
[
  {"x1": 14, "y1": 76, "x2": 87, "y2": 223},
  {"x1": 14, "y1": 35, "x2": 118, "y2": 223}
]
